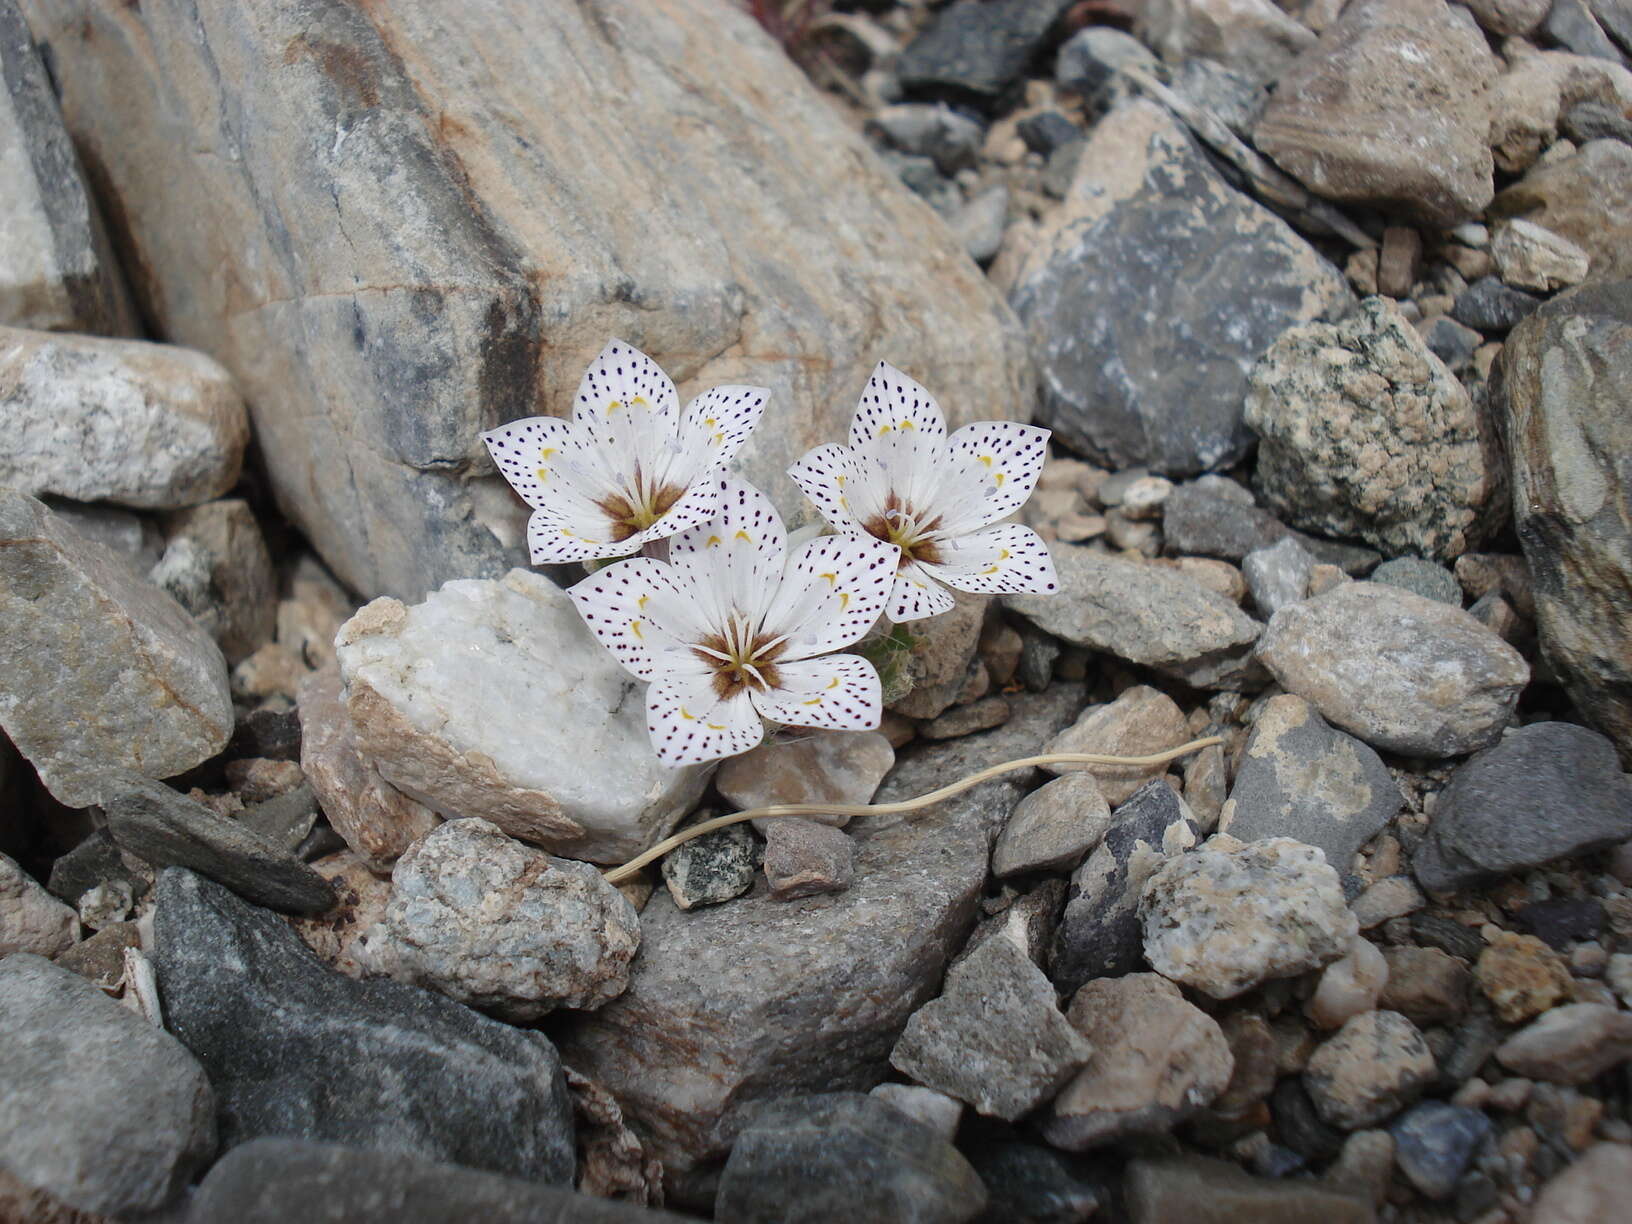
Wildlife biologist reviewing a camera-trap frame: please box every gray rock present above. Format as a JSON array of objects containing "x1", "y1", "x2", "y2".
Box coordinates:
[
  {"x1": 154, "y1": 868, "x2": 574, "y2": 1181},
  {"x1": 1162, "y1": 476, "x2": 1381, "y2": 574},
  {"x1": 1495, "y1": 1003, "x2": 1632, "y2": 1083},
  {"x1": 949, "y1": 186, "x2": 1008, "y2": 266},
  {"x1": 1255, "y1": 0, "x2": 1499, "y2": 227},
  {"x1": 1413, "y1": 722, "x2": 1632, "y2": 893},
  {"x1": 0, "y1": 327, "x2": 248, "y2": 509},
  {"x1": 23, "y1": 0, "x2": 1029, "y2": 601},
  {"x1": 1044, "y1": 973, "x2": 1232, "y2": 1149},
  {"x1": 921, "y1": 695, "x2": 1011, "y2": 741},
  {"x1": 0, "y1": 953, "x2": 214, "y2": 1217},
  {"x1": 153, "y1": 500, "x2": 276, "y2": 665},
  {"x1": 1142, "y1": 835, "x2": 1359, "y2": 1000},
  {"x1": 42, "y1": 499, "x2": 164, "y2": 574},
  {"x1": 1242, "y1": 537, "x2": 1315, "y2": 619},
  {"x1": 1502, "y1": 281, "x2": 1632, "y2": 764},
  {"x1": 868, "y1": 104, "x2": 984, "y2": 174},
  {"x1": 178, "y1": 1137, "x2": 690, "y2": 1224},
  {"x1": 1423, "y1": 315, "x2": 1484, "y2": 372},
  {"x1": 1016, "y1": 111, "x2": 1080, "y2": 156},
  {"x1": 1256, "y1": 582, "x2": 1529, "y2": 758},
  {"x1": 0, "y1": 2, "x2": 136, "y2": 334},
  {"x1": 45, "y1": 828, "x2": 144, "y2": 905},
  {"x1": 0, "y1": 851, "x2": 76, "y2": 957},
  {"x1": 661, "y1": 820, "x2": 758, "y2": 911},
  {"x1": 1246, "y1": 298, "x2": 1505, "y2": 562},
  {"x1": 336, "y1": 571, "x2": 710, "y2": 863},
  {"x1": 1040, "y1": 685, "x2": 1191, "y2": 805},
  {"x1": 0, "y1": 491, "x2": 233, "y2": 807},
  {"x1": 1006, "y1": 544, "x2": 1263, "y2": 689},
  {"x1": 1561, "y1": 99, "x2": 1632, "y2": 143},
  {"x1": 1545, "y1": 0, "x2": 1631, "y2": 65},
  {"x1": 558, "y1": 692, "x2": 1082, "y2": 1179},
  {"x1": 896, "y1": 0, "x2": 1074, "y2": 105},
  {"x1": 1452, "y1": 276, "x2": 1543, "y2": 333},
  {"x1": 1390, "y1": 1102, "x2": 1493, "y2": 1199},
  {"x1": 715, "y1": 1093, "x2": 987, "y2": 1224},
  {"x1": 1304, "y1": 1010, "x2": 1436, "y2": 1129},
  {"x1": 890, "y1": 935, "x2": 1092, "y2": 1121},
  {"x1": 867, "y1": 1085, "x2": 962, "y2": 1141},
  {"x1": 885, "y1": 591, "x2": 990, "y2": 720},
  {"x1": 1171, "y1": 56, "x2": 1269, "y2": 138},
  {"x1": 878, "y1": 150, "x2": 961, "y2": 218},
  {"x1": 104, "y1": 775, "x2": 334, "y2": 915},
  {"x1": 1051, "y1": 780, "x2": 1199, "y2": 993},
  {"x1": 1054, "y1": 26, "x2": 1158, "y2": 101},
  {"x1": 1371, "y1": 557, "x2": 1463, "y2": 605},
  {"x1": 1137, "y1": 0, "x2": 1317, "y2": 82},
  {"x1": 235, "y1": 782, "x2": 319, "y2": 853},
  {"x1": 1219, "y1": 695, "x2": 1401, "y2": 891},
  {"x1": 1009, "y1": 100, "x2": 1352, "y2": 476},
  {"x1": 965, "y1": 1143, "x2": 1102, "y2": 1224},
  {"x1": 992, "y1": 772, "x2": 1111, "y2": 878},
  {"x1": 1464, "y1": 0, "x2": 1553, "y2": 36},
  {"x1": 762, "y1": 817, "x2": 855, "y2": 900},
  {"x1": 358, "y1": 818, "x2": 639, "y2": 1021},
  {"x1": 1125, "y1": 1155, "x2": 1373, "y2": 1223}
]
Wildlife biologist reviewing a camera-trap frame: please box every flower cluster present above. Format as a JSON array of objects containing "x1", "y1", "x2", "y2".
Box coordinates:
[{"x1": 485, "y1": 341, "x2": 1057, "y2": 766}]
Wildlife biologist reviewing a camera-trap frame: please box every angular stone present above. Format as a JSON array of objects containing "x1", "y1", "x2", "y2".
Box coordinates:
[
  {"x1": 762, "y1": 818, "x2": 854, "y2": 900},
  {"x1": 1, "y1": 328, "x2": 247, "y2": 509},
  {"x1": 558, "y1": 694, "x2": 1081, "y2": 1179},
  {"x1": 965, "y1": 1142, "x2": 1102, "y2": 1224},
  {"x1": 1125, "y1": 1155, "x2": 1372, "y2": 1223},
  {"x1": 0, "y1": 491, "x2": 233, "y2": 807},
  {"x1": 1218, "y1": 695, "x2": 1401, "y2": 890},
  {"x1": 0, "y1": 953, "x2": 214, "y2": 1217},
  {"x1": 1502, "y1": 282, "x2": 1632, "y2": 763},
  {"x1": 1477, "y1": 931, "x2": 1573, "y2": 1023},
  {"x1": 0, "y1": 851, "x2": 77, "y2": 957},
  {"x1": 1162, "y1": 476, "x2": 1381, "y2": 574},
  {"x1": 715, "y1": 1093, "x2": 987, "y2": 1224},
  {"x1": 660, "y1": 820, "x2": 757, "y2": 911},
  {"x1": 180, "y1": 1137, "x2": 688, "y2": 1224},
  {"x1": 1254, "y1": 0, "x2": 1499, "y2": 227},
  {"x1": 1052, "y1": 780, "x2": 1199, "y2": 993},
  {"x1": 890, "y1": 935, "x2": 1092, "y2": 1121},
  {"x1": 1242, "y1": 537, "x2": 1314, "y2": 619},
  {"x1": 0, "y1": 2, "x2": 135, "y2": 335},
  {"x1": 1379, "y1": 946, "x2": 1471, "y2": 1026},
  {"x1": 1493, "y1": 141, "x2": 1632, "y2": 277},
  {"x1": 1412, "y1": 722, "x2": 1632, "y2": 893},
  {"x1": 1452, "y1": 276, "x2": 1544, "y2": 333},
  {"x1": 1532, "y1": 1142, "x2": 1632, "y2": 1223},
  {"x1": 895, "y1": 0, "x2": 1072, "y2": 105},
  {"x1": 1492, "y1": 218, "x2": 1592, "y2": 291},
  {"x1": 1007, "y1": 545, "x2": 1262, "y2": 689},
  {"x1": 1304, "y1": 1010, "x2": 1436, "y2": 1129},
  {"x1": 1137, "y1": 0, "x2": 1316, "y2": 82},
  {"x1": 1142, "y1": 835, "x2": 1358, "y2": 1000},
  {"x1": 104, "y1": 775, "x2": 333, "y2": 916},
  {"x1": 1044, "y1": 973, "x2": 1232, "y2": 1149},
  {"x1": 1257, "y1": 582, "x2": 1529, "y2": 758},
  {"x1": 867, "y1": 1084, "x2": 962, "y2": 1141},
  {"x1": 1009, "y1": 100, "x2": 1351, "y2": 476},
  {"x1": 152, "y1": 500, "x2": 276, "y2": 666},
  {"x1": 921, "y1": 695, "x2": 1011, "y2": 741},
  {"x1": 1495, "y1": 1003, "x2": 1632, "y2": 1083},
  {"x1": 296, "y1": 666, "x2": 439, "y2": 872},
  {"x1": 715, "y1": 730, "x2": 894, "y2": 831},
  {"x1": 1306, "y1": 936, "x2": 1389, "y2": 1030},
  {"x1": 358, "y1": 818, "x2": 638, "y2": 1021},
  {"x1": 1040, "y1": 686, "x2": 1190, "y2": 806},
  {"x1": 1390, "y1": 1101, "x2": 1493, "y2": 1199},
  {"x1": 154, "y1": 869, "x2": 574, "y2": 1181},
  {"x1": 336, "y1": 571, "x2": 709, "y2": 863},
  {"x1": 23, "y1": 0, "x2": 1029, "y2": 601},
  {"x1": 1371, "y1": 557, "x2": 1462, "y2": 606},
  {"x1": 1246, "y1": 298, "x2": 1504, "y2": 562},
  {"x1": 992, "y1": 772, "x2": 1111, "y2": 878}
]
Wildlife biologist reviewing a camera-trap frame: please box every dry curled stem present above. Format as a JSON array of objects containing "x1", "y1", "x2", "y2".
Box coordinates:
[{"x1": 603, "y1": 735, "x2": 1224, "y2": 884}]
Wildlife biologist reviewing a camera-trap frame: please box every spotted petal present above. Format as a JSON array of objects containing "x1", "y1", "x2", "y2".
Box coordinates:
[
  {"x1": 762, "y1": 533, "x2": 900, "y2": 659},
  {"x1": 567, "y1": 558, "x2": 697, "y2": 680},
  {"x1": 939, "y1": 421, "x2": 1052, "y2": 533},
  {"x1": 572, "y1": 339, "x2": 679, "y2": 427},
  {"x1": 526, "y1": 510, "x2": 623, "y2": 565},
  {"x1": 786, "y1": 442, "x2": 866, "y2": 532},
  {"x1": 849, "y1": 361, "x2": 947, "y2": 450},
  {"x1": 668, "y1": 385, "x2": 769, "y2": 484},
  {"x1": 751, "y1": 655, "x2": 882, "y2": 732},
  {"x1": 646, "y1": 676, "x2": 763, "y2": 767},
  {"x1": 926, "y1": 524, "x2": 1059, "y2": 596},
  {"x1": 482, "y1": 417, "x2": 589, "y2": 510},
  {"x1": 885, "y1": 562, "x2": 957, "y2": 622},
  {"x1": 667, "y1": 478, "x2": 788, "y2": 628}
]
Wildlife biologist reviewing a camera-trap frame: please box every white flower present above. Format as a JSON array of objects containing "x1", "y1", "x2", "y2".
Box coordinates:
[
  {"x1": 788, "y1": 361, "x2": 1057, "y2": 621},
  {"x1": 483, "y1": 339, "x2": 768, "y2": 565},
  {"x1": 569, "y1": 477, "x2": 900, "y2": 766}
]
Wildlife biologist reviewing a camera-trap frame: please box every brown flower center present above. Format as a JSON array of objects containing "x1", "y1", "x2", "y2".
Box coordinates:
[
  {"x1": 692, "y1": 620, "x2": 790, "y2": 700},
  {"x1": 862, "y1": 492, "x2": 943, "y2": 567},
  {"x1": 596, "y1": 465, "x2": 685, "y2": 542}
]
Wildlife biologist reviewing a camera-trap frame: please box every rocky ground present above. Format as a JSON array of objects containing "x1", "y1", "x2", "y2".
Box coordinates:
[{"x1": 2, "y1": 0, "x2": 1632, "y2": 1221}]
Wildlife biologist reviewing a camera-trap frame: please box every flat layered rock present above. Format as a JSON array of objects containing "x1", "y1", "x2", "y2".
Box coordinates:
[
  {"x1": 0, "y1": 491, "x2": 232, "y2": 807},
  {"x1": 336, "y1": 570, "x2": 709, "y2": 864},
  {"x1": 22, "y1": 0, "x2": 1028, "y2": 599}
]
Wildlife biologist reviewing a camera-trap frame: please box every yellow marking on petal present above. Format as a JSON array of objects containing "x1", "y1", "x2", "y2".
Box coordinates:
[
  {"x1": 631, "y1": 396, "x2": 647, "y2": 406},
  {"x1": 998, "y1": 549, "x2": 1011, "y2": 560},
  {"x1": 876, "y1": 424, "x2": 894, "y2": 437},
  {"x1": 838, "y1": 592, "x2": 851, "y2": 610},
  {"x1": 560, "y1": 529, "x2": 575, "y2": 538},
  {"x1": 704, "y1": 417, "x2": 718, "y2": 427},
  {"x1": 629, "y1": 620, "x2": 644, "y2": 639},
  {"x1": 826, "y1": 677, "x2": 840, "y2": 689},
  {"x1": 540, "y1": 447, "x2": 558, "y2": 459},
  {"x1": 979, "y1": 454, "x2": 994, "y2": 467},
  {"x1": 734, "y1": 530, "x2": 753, "y2": 543},
  {"x1": 801, "y1": 697, "x2": 822, "y2": 706},
  {"x1": 711, "y1": 432, "x2": 724, "y2": 445},
  {"x1": 839, "y1": 496, "x2": 850, "y2": 510},
  {"x1": 637, "y1": 594, "x2": 650, "y2": 610},
  {"x1": 819, "y1": 572, "x2": 837, "y2": 585},
  {"x1": 994, "y1": 472, "x2": 1007, "y2": 487},
  {"x1": 705, "y1": 535, "x2": 722, "y2": 548},
  {"x1": 899, "y1": 419, "x2": 916, "y2": 430},
  {"x1": 680, "y1": 706, "x2": 697, "y2": 721},
  {"x1": 535, "y1": 468, "x2": 550, "y2": 482},
  {"x1": 606, "y1": 399, "x2": 623, "y2": 414},
  {"x1": 981, "y1": 564, "x2": 1000, "y2": 575},
  {"x1": 836, "y1": 474, "x2": 847, "y2": 487},
  {"x1": 706, "y1": 722, "x2": 726, "y2": 730}
]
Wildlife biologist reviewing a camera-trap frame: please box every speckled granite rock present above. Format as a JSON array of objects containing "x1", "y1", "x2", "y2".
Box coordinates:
[{"x1": 1304, "y1": 1010, "x2": 1436, "y2": 1129}]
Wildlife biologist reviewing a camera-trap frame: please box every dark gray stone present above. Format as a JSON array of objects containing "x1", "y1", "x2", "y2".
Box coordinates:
[
  {"x1": 1371, "y1": 557, "x2": 1463, "y2": 606},
  {"x1": 967, "y1": 1142, "x2": 1102, "y2": 1224},
  {"x1": 1016, "y1": 110, "x2": 1078, "y2": 156},
  {"x1": 1390, "y1": 1102, "x2": 1493, "y2": 1200},
  {"x1": 1410, "y1": 912, "x2": 1487, "y2": 963},
  {"x1": 1544, "y1": 0, "x2": 1630, "y2": 64},
  {"x1": 0, "y1": 953, "x2": 214, "y2": 1217},
  {"x1": 1413, "y1": 723, "x2": 1632, "y2": 894},
  {"x1": 877, "y1": 150, "x2": 961, "y2": 217},
  {"x1": 1591, "y1": 0, "x2": 1632, "y2": 51},
  {"x1": 1053, "y1": 26, "x2": 1156, "y2": 103},
  {"x1": 1040, "y1": 136, "x2": 1085, "y2": 199},
  {"x1": 714, "y1": 1093, "x2": 987, "y2": 1224},
  {"x1": 1171, "y1": 57, "x2": 1269, "y2": 139},
  {"x1": 104, "y1": 775, "x2": 334, "y2": 915},
  {"x1": 45, "y1": 827, "x2": 145, "y2": 904},
  {"x1": 1423, "y1": 315, "x2": 1484, "y2": 372},
  {"x1": 1516, "y1": 897, "x2": 1605, "y2": 950},
  {"x1": 1162, "y1": 477, "x2": 1380, "y2": 573},
  {"x1": 1220, "y1": 695, "x2": 1401, "y2": 892},
  {"x1": 1271, "y1": 1076, "x2": 1346, "y2": 1162},
  {"x1": 1011, "y1": 101, "x2": 1352, "y2": 476},
  {"x1": 897, "y1": 0, "x2": 1074, "y2": 106},
  {"x1": 0, "y1": 0, "x2": 137, "y2": 334},
  {"x1": 1050, "y1": 780, "x2": 1199, "y2": 994},
  {"x1": 869, "y1": 104, "x2": 985, "y2": 175},
  {"x1": 236, "y1": 782, "x2": 319, "y2": 854},
  {"x1": 178, "y1": 1138, "x2": 688, "y2": 1224},
  {"x1": 230, "y1": 701, "x2": 302, "y2": 762},
  {"x1": 1561, "y1": 101, "x2": 1632, "y2": 146},
  {"x1": 152, "y1": 869, "x2": 574, "y2": 1183},
  {"x1": 1018, "y1": 625, "x2": 1061, "y2": 691},
  {"x1": 1451, "y1": 277, "x2": 1542, "y2": 333}
]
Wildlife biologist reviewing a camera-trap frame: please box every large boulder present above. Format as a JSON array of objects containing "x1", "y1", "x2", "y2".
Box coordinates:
[
  {"x1": 1009, "y1": 100, "x2": 1351, "y2": 476},
  {"x1": 20, "y1": 0, "x2": 1031, "y2": 600},
  {"x1": 1501, "y1": 281, "x2": 1632, "y2": 764}
]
